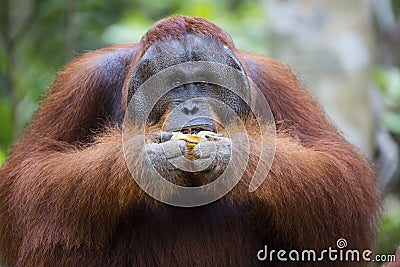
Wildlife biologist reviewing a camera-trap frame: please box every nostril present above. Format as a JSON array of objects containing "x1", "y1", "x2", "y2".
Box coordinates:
[
  {"x1": 191, "y1": 105, "x2": 199, "y2": 114},
  {"x1": 183, "y1": 106, "x2": 190, "y2": 115}
]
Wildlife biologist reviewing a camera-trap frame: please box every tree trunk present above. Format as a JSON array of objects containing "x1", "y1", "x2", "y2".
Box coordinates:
[{"x1": 264, "y1": 0, "x2": 375, "y2": 155}]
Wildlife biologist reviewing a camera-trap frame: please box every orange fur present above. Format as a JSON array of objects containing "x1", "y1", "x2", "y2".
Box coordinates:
[{"x1": 0, "y1": 15, "x2": 379, "y2": 266}]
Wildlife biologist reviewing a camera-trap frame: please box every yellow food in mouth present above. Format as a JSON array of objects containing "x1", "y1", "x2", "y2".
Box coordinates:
[
  {"x1": 171, "y1": 131, "x2": 226, "y2": 143},
  {"x1": 171, "y1": 131, "x2": 227, "y2": 160},
  {"x1": 171, "y1": 132, "x2": 207, "y2": 145}
]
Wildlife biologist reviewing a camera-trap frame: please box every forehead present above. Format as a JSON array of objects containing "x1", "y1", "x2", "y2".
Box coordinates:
[{"x1": 142, "y1": 34, "x2": 228, "y2": 70}]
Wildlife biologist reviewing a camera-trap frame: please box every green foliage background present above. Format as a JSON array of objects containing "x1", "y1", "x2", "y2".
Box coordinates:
[{"x1": 0, "y1": 0, "x2": 267, "y2": 161}]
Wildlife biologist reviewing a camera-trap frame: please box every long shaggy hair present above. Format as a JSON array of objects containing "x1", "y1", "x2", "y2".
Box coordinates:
[{"x1": 0, "y1": 15, "x2": 379, "y2": 267}]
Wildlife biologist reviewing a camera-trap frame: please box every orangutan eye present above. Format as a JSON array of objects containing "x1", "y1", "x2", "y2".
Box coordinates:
[
  {"x1": 196, "y1": 81, "x2": 208, "y2": 87},
  {"x1": 172, "y1": 80, "x2": 182, "y2": 87}
]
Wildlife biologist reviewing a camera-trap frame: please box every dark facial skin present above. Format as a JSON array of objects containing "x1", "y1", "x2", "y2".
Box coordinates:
[{"x1": 127, "y1": 35, "x2": 251, "y2": 186}]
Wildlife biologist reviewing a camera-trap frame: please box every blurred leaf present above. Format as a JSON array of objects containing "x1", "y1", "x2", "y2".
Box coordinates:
[
  {"x1": 375, "y1": 67, "x2": 400, "y2": 137},
  {"x1": 0, "y1": 98, "x2": 13, "y2": 146},
  {"x1": 392, "y1": 0, "x2": 400, "y2": 18},
  {"x1": 382, "y1": 113, "x2": 400, "y2": 133},
  {"x1": 374, "y1": 68, "x2": 386, "y2": 91},
  {"x1": 0, "y1": 148, "x2": 6, "y2": 167},
  {"x1": 378, "y1": 195, "x2": 400, "y2": 255},
  {"x1": 385, "y1": 68, "x2": 400, "y2": 106},
  {"x1": 14, "y1": 92, "x2": 39, "y2": 138},
  {"x1": 376, "y1": 67, "x2": 400, "y2": 108}
]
